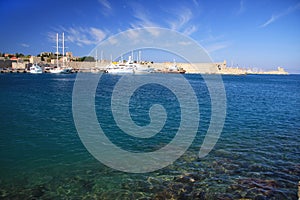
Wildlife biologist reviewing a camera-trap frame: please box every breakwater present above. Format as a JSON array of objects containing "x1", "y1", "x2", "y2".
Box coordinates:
[{"x1": 1, "y1": 61, "x2": 289, "y2": 75}]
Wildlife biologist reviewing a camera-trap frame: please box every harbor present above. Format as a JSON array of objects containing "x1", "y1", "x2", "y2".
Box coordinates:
[
  {"x1": 0, "y1": 32, "x2": 289, "y2": 75},
  {"x1": 0, "y1": 59, "x2": 289, "y2": 75},
  {"x1": 1, "y1": 0, "x2": 299, "y2": 199}
]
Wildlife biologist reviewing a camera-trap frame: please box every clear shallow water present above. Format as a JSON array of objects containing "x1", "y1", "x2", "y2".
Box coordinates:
[{"x1": 0, "y1": 73, "x2": 299, "y2": 199}]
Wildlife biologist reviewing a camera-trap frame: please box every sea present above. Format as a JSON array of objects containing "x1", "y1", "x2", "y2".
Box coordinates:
[{"x1": 0, "y1": 73, "x2": 299, "y2": 199}]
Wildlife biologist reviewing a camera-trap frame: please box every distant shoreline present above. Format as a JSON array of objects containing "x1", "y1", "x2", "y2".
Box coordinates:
[{"x1": 1, "y1": 61, "x2": 289, "y2": 75}]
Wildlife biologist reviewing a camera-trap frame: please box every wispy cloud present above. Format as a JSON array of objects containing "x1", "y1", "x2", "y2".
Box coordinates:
[
  {"x1": 206, "y1": 41, "x2": 231, "y2": 53},
  {"x1": 260, "y1": 2, "x2": 300, "y2": 28},
  {"x1": 98, "y1": 0, "x2": 112, "y2": 15},
  {"x1": 131, "y1": 9, "x2": 160, "y2": 28},
  {"x1": 237, "y1": 0, "x2": 245, "y2": 15},
  {"x1": 260, "y1": 16, "x2": 276, "y2": 28},
  {"x1": 168, "y1": 7, "x2": 193, "y2": 30},
  {"x1": 200, "y1": 32, "x2": 230, "y2": 53},
  {"x1": 90, "y1": 27, "x2": 107, "y2": 41},
  {"x1": 127, "y1": 3, "x2": 198, "y2": 37},
  {"x1": 200, "y1": 30, "x2": 225, "y2": 43},
  {"x1": 49, "y1": 26, "x2": 107, "y2": 47},
  {"x1": 129, "y1": 3, "x2": 162, "y2": 36},
  {"x1": 122, "y1": 27, "x2": 141, "y2": 40},
  {"x1": 98, "y1": 0, "x2": 111, "y2": 9},
  {"x1": 20, "y1": 43, "x2": 30, "y2": 48},
  {"x1": 192, "y1": 0, "x2": 199, "y2": 7},
  {"x1": 183, "y1": 25, "x2": 197, "y2": 35},
  {"x1": 166, "y1": 6, "x2": 198, "y2": 36}
]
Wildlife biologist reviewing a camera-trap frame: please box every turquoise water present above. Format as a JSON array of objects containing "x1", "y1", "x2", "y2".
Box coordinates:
[{"x1": 0, "y1": 73, "x2": 299, "y2": 199}]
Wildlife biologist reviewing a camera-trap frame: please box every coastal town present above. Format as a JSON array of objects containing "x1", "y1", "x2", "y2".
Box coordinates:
[
  {"x1": 0, "y1": 31, "x2": 289, "y2": 75},
  {"x1": 0, "y1": 51, "x2": 288, "y2": 75},
  {"x1": 0, "y1": 47, "x2": 288, "y2": 75}
]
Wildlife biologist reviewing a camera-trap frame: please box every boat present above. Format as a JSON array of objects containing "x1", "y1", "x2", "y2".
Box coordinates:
[
  {"x1": 49, "y1": 32, "x2": 72, "y2": 74},
  {"x1": 106, "y1": 62, "x2": 134, "y2": 74},
  {"x1": 29, "y1": 64, "x2": 43, "y2": 74},
  {"x1": 126, "y1": 55, "x2": 155, "y2": 74},
  {"x1": 49, "y1": 66, "x2": 72, "y2": 74},
  {"x1": 106, "y1": 56, "x2": 134, "y2": 74},
  {"x1": 157, "y1": 60, "x2": 186, "y2": 74},
  {"x1": 91, "y1": 50, "x2": 107, "y2": 73},
  {"x1": 105, "y1": 54, "x2": 156, "y2": 75},
  {"x1": 167, "y1": 60, "x2": 186, "y2": 74},
  {"x1": 133, "y1": 65, "x2": 155, "y2": 74}
]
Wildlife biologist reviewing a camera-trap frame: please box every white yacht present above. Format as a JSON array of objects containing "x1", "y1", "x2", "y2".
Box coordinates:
[
  {"x1": 127, "y1": 55, "x2": 155, "y2": 74},
  {"x1": 29, "y1": 64, "x2": 42, "y2": 74},
  {"x1": 106, "y1": 62, "x2": 134, "y2": 74},
  {"x1": 49, "y1": 66, "x2": 72, "y2": 74},
  {"x1": 134, "y1": 65, "x2": 155, "y2": 74},
  {"x1": 106, "y1": 56, "x2": 135, "y2": 74},
  {"x1": 106, "y1": 56, "x2": 155, "y2": 74}
]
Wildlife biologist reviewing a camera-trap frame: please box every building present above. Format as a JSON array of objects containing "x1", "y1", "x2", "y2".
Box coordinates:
[
  {"x1": 66, "y1": 52, "x2": 73, "y2": 58},
  {"x1": 40, "y1": 52, "x2": 52, "y2": 57},
  {"x1": 4, "y1": 53, "x2": 14, "y2": 58},
  {"x1": 29, "y1": 56, "x2": 41, "y2": 64},
  {"x1": 12, "y1": 62, "x2": 27, "y2": 70}
]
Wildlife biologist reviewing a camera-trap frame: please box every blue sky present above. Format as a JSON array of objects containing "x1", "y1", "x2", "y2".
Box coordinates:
[{"x1": 0, "y1": 0, "x2": 299, "y2": 73}]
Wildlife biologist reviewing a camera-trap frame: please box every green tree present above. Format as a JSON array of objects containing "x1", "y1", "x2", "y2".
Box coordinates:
[
  {"x1": 81, "y1": 56, "x2": 95, "y2": 62},
  {"x1": 15, "y1": 53, "x2": 25, "y2": 58}
]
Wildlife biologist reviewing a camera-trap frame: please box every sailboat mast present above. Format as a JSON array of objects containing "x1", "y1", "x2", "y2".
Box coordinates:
[
  {"x1": 95, "y1": 49, "x2": 98, "y2": 67},
  {"x1": 139, "y1": 51, "x2": 141, "y2": 63},
  {"x1": 96, "y1": 49, "x2": 98, "y2": 61},
  {"x1": 56, "y1": 33, "x2": 59, "y2": 67},
  {"x1": 62, "y1": 32, "x2": 65, "y2": 67}
]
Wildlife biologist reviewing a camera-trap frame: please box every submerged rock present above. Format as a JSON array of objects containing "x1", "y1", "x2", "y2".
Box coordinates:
[
  {"x1": 227, "y1": 178, "x2": 283, "y2": 199},
  {"x1": 31, "y1": 185, "x2": 47, "y2": 198}
]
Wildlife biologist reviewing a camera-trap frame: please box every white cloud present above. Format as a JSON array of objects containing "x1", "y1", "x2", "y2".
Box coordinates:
[
  {"x1": 237, "y1": 0, "x2": 245, "y2": 15},
  {"x1": 49, "y1": 26, "x2": 107, "y2": 47},
  {"x1": 129, "y1": 4, "x2": 162, "y2": 37},
  {"x1": 168, "y1": 7, "x2": 193, "y2": 31},
  {"x1": 98, "y1": 0, "x2": 112, "y2": 16},
  {"x1": 199, "y1": 32, "x2": 230, "y2": 53},
  {"x1": 165, "y1": 6, "x2": 197, "y2": 35},
  {"x1": 124, "y1": 26, "x2": 141, "y2": 40},
  {"x1": 260, "y1": 2, "x2": 300, "y2": 28},
  {"x1": 183, "y1": 25, "x2": 197, "y2": 36},
  {"x1": 192, "y1": 0, "x2": 199, "y2": 7},
  {"x1": 90, "y1": 27, "x2": 106, "y2": 41},
  {"x1": 127, "y1": 3, "x2": 197, "y2": 37},
  {"x1": 20, "y1": 43, "x2": 30, "y2": 48},
  {"x1": 260, "y1": 15, "x2": 276, "y2": 28},
  {"x1": 131, "y1": 7, "x2": 161, "y2": 28},
  {"x1": 98, "y1": 0, "x2": 111, "y2": 9},
  {"x1": 206, "y1": 41, "x2": 231, "y2": 53}
]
